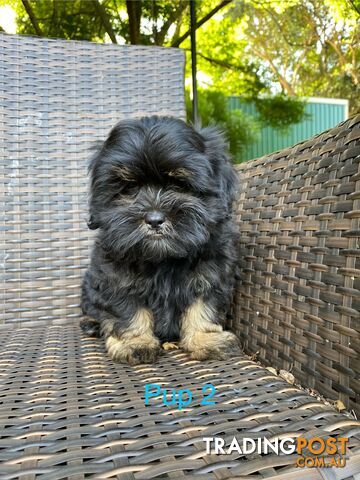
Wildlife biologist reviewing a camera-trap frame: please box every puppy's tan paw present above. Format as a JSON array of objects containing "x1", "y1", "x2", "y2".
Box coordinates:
[
  {"x1": 162, "y1": 341, "x2": 180, "y2": 351},
  {"x1": 106, "y1": 335, "x2": 161, "y2": 365},
  {"x1": 181, "y1": 331, "x2": 241, "y2": 361},
  {"x1": 130, "y1": 345, "x2": 161, "y2": 364}
]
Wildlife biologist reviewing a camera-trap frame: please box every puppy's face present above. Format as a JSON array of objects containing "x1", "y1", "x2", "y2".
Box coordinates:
[{"x1": 89, "y1": 116, "x2": 236, "y2": 261}]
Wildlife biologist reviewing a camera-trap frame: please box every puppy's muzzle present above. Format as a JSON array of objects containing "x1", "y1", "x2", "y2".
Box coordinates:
[{"x1": 145, "y1": 210, "x2": 165, "y2": 230}]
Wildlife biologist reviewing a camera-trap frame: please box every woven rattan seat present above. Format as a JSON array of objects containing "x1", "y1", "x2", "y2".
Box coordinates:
[{"x1": 1, "y1": 33, "x2": 359, "y2": 479}]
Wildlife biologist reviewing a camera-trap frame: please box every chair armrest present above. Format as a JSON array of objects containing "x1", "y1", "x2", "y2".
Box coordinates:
[{"x1": 231, "y1": 115, "x2": 360, "y2": 414}]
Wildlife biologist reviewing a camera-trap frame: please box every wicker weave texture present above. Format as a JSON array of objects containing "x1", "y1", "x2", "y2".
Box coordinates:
[
  {"x1": 0, "y1": 323, "x2": 359, "y2": 479},
  {"x1": 232, "y1": 115, "x2": 360, "y2": 415},
  {"x1": 0, "y1": 33, "x2": 185, "y2": 327}
]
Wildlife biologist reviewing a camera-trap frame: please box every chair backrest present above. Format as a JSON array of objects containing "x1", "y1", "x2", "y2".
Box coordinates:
[
  {"x1": 1, "y1": 33, "x2": 185, "y2": 328},
  {"x1": 232, "y1": 115, "x2": 360, "y2": 413}
]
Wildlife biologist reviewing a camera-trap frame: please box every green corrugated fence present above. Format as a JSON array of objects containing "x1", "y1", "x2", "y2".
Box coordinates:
[{"x1": 228, "y1": 97, "x2": 348, "y2": 162}]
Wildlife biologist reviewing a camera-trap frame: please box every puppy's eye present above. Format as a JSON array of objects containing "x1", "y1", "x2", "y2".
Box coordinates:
[
  {"x1": 172, "y1": 182, "x2": 190, "y2": 193},
  {"x1": 121, "y1": 184, "x2": 138, "y2": 196}
]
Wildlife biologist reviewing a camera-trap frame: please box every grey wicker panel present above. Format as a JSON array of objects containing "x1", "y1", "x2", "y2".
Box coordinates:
[
  {"x1": 232, "y1": 115, "x2": 360, "y2": 415},
  {"x1": 0, "y1": 323, "x2": 359, "y2": 479},
  {"x1": 0, "y1": 33, "x2": 185, "y2": 326}
]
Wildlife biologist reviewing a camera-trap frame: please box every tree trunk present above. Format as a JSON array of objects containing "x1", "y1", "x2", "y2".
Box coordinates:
[
  {"x1": 21, "y1": 0, "x2": 43, "y2": 36},
  {"x1": 126, "y1": 0, "x2": 142, "y2": 44},
  {"x1": 93, "y1": 0, "x2": 118, "y2": 44},
  {"x1": 171, "y1": 0, "x2": 232, "y2": 47}
]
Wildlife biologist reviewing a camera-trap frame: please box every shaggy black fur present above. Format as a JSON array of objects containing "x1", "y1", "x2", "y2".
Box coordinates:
[{"x1": 81, "y1": 116, "x2": 240, "y2": 362}]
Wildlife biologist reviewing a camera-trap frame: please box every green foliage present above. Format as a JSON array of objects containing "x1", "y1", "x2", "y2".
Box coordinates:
[
  {"x1": 1, "y1": 0, "x2": 357, "y2": 153},
  {"x1": 1, "y1": 0, "x2": 192, "y2": 45},
  {"x1": 10, "y1": 0, "x2": 103, "y2": 40},
  {"x1": 220, "y1": 0, "x2": 359, "y2": 114},
  {"x1": 254, "y1": 95, "x2": 307, "y2": 130},
  {"x1": 183, "y1": 9, "x2": 266, "y2": 99},
  {"x1": 185, "y1": 89, "x2": 307, "y2": 162},
  {"x1": 185, "y1": 88, "x2": 259, "y2": 163}
]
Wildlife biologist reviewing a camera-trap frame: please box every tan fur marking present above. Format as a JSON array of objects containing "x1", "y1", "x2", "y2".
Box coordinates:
[
  {"x1": 105, "y1": 309, "x2": 160, "y2": 364},
  {"x1": 181, "y1": 299, "x2": 221, "y2": 335},
  {"x1": 167, "y1": 168, "x2": 192, "y2": 179},
  {"x1": 162, "y1": 341, "x2": 179, "y2": 351},
  {"x1": 180, "y1": 299, "x2": 239, "y2": 360},
  {"x1": 112, "y1": 165, "x2": 134, "y2": 181}
]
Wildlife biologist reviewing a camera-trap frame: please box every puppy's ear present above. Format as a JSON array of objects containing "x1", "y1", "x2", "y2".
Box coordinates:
[
  {"x1": 87, "y1": 141, "x2": 105, "y2": 230},
  {"x1": 200, "y1": 126, "x2": 238, "y2": 211},
  {"x1": 87, "y1": 214, "x2": 100, "y2": 230}
]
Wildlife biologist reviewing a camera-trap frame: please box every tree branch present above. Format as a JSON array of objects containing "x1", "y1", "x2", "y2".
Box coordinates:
[
  {"x1": 184, "y1": 48, "x2": 251, "y2": 72},
  {"x1": 326, "y1": 37, "x2": 359, "y2": 85},
  {"x1": 262, "y1": 6, "x2": 315, "y2": 48},
  {"x1": 150, "y1": 0, "x2": 159, "y2": 44},
  {"x1": 157, "y1": 1, "x2": 188, "y2": 46},
  {"x1": 21, "y1": 0, "x2": 43, "y2": 36},
  {"x1": 171, "y1": 17, "x2": 183, "y2": 46},
  {"x1": 347, "y1": 0, "x2": 360, "y2": 15},
  {"x1": 92, "y1": 0, "x2": 118, "y2": 43},
  {"x1": 126, "y1": 0, "x2": 142, "y2": 44},
  {"x1": 291, "y1": 49, "x2": 309, "y2": 87},
  {"x1": 171, "y1": 0, "x2": 232, "y2": 47},
  {"x1": 251, "y1": 44, "x2": 295, "y2": 95}
]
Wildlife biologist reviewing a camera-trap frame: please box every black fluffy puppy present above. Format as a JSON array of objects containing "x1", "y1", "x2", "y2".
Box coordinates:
[{"x1": 81, "y1": 116, "x2": 241, "y2": 365}]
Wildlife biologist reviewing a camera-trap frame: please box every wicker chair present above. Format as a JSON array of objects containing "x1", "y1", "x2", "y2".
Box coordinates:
[{"x1": 1, "y1": 33, "x2": 359, "y2": 480}]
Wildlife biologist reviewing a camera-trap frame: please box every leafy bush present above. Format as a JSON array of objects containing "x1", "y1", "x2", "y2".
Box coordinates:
[
  {"x1": 185, "y1": 88, "x2": 259, "y2": 163},
  {"x1": 186, "y1": 89, "x2": 307, "y2": 162},
  {"x1": 254, "y1": 94, "x2": 307, "y2": 130}
]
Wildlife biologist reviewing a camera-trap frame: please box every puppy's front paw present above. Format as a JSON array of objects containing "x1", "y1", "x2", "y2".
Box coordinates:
[
  {"x1": 182, "y1": 331, "x2": 241, "y2": 361},
  {"x1": 80, "y1": 318, "x2": 101, "y2": 337},
  {"x1": 132, "y1": 345, "x2": 161, "y2": 364},
  {"x1": 105, "y1": 335, "x2": 161, "y2": 365}
]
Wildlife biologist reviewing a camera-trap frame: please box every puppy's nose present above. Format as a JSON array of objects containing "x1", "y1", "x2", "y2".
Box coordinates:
[{"x1": 145, "y1": 211, "x2": 165, "y2": 229}]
